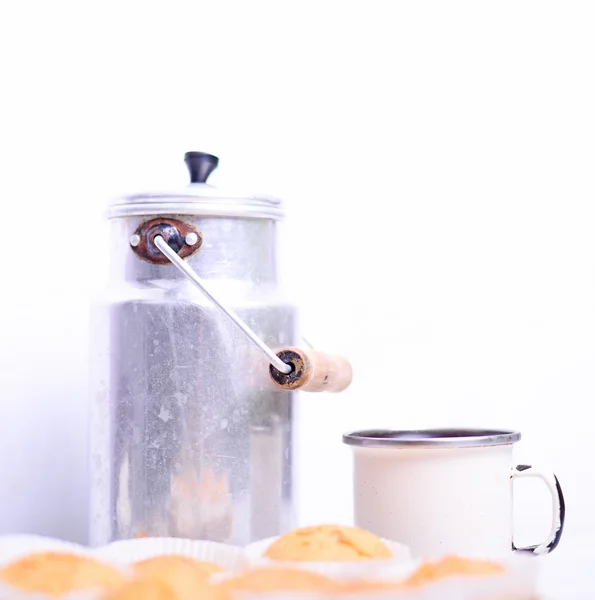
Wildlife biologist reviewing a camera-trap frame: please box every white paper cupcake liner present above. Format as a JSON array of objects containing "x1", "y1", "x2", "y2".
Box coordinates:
[
  {"x1": 224, "y1": 553, "x2": 539, "y2": 600},
  {"x1": 225, "y1": 595, "x2": 329, "y2": 600},
  {"x1": 94, "y1": 536, "x2": 246, "y2": 572},
  {"x1": 222, "y1": 581, "x2": 465, "y2": 600},
  {"x1": 339, "y1": 553, "x2": 540, "y2": 600},
  {"x1": 243, "y1": 536, "x2": 413, "y2": 580},
  {"x1": 0, "y1": 535, "x2": 540, "y2": 600}
]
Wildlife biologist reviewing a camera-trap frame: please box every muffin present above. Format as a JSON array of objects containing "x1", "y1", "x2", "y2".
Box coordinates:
[
  {"x1": 334, "y1": 579, "x2": 404, "y2": 595},
  {"x1": 103, "y1": 576, "x2": 225, "y2": 600},
  {"x1": 0, "y1": 551, "x2": 125, "y2": 597},
  {"x1": 131, "y1": 554, "x2": 223, "y2": 599},
  {"x1": 133, "y1": 554, "x2": 223, "y2": 581},
  {"x1": 219, "y1": 567, "x2": 338, "y2": 594},
  {"x1": 405, "y1": 555, "x2": 504, "y2": 586},
  {"x1": 263, "y1": 525, "x2": 393, "y2": 562},
  {"x1": 102, "y1": 578, "x2": 178, "y2": 600}
]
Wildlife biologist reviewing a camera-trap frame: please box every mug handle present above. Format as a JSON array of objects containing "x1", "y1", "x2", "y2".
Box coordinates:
[{"x1": 511, "y1": 464, "x2": 566, "y2": 555}]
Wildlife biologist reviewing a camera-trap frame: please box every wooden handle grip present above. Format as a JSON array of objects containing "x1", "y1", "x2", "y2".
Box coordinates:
[{"x1": 269, "y1": 346, "x2": 353, "y2": 393}]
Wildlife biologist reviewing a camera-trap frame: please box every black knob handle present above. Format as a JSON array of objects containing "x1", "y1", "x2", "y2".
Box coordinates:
[{"x1": 184, "y1": 151, "x2": 219, "y2": 183}]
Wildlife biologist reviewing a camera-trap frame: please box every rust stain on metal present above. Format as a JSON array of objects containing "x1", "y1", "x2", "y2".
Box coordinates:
[{"x1": 131, "y1": 218, "x2": 203, "y2": 264}]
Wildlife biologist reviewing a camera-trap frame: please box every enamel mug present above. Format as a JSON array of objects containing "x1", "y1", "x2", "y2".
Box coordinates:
[{"x1": 343, "y1": 429, "x2": 565, "y2": 558}]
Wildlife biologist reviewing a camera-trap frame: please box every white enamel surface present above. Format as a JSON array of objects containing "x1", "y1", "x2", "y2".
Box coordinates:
[{"x1": 352, "y1": 444, "x2": 515, "y2": 558}]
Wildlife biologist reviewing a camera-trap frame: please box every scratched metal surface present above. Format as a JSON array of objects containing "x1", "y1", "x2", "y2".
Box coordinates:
[{"x1": 90, "y1": 215, "x2": 298, "y2": 546}]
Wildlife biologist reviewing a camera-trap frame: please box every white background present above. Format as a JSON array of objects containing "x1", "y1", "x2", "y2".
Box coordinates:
[{"x1": 0, "y1": 0, "x2": 593, "y2": 589}]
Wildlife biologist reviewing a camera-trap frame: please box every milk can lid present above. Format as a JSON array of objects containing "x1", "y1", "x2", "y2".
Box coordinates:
[{"x1": 107, "y1": 152, "x2": 284, "y2": 220}]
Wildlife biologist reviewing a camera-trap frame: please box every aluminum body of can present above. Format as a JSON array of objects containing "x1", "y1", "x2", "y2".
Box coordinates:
[{"x1": 90, "y1": 153, "x2": 297, "y2": 546}]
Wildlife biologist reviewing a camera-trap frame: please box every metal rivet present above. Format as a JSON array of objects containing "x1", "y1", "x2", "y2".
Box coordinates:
[
  {"x1": 130, "y1": 234, "x2": 141, "y2": 247},
  {"x1": 185, "y1": 232, "x2": 199, "y2": 246}
]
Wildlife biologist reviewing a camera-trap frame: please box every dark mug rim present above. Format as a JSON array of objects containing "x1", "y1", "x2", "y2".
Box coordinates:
[{"x1": 342, "y1": 428, "x2": 521, "y2": 448}]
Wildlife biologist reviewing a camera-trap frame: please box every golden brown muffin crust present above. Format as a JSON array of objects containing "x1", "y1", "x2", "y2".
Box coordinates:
[
  {"x1": 112, "y1": 578, "x2": 226, "y2": 600},
  {"x1": 0, "y1": 551, "x2": 124, "y2": 597},
  {"x1": 219, "y1": 567, "x2": 338, "y2": 593},
  {"x1": 405, "y1": 555, "x2": 504, "y2": 586},
  {"x1": 103, "y1": 578, "x2": 179, "y2": 600},
  {"x1": 131, "y1": 555, "x2": 225, "y2": 600},
  {"x1": 334, "y1": 579, "x2": 404, "y2": 594},
  {"x1": 133, "y1": 555, "x2": 223, "y2": 579},
  {"x1": 264, "y1": 525, "x2": 393, "y2": 562}
]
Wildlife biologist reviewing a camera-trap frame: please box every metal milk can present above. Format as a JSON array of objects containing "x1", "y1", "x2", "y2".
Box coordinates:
[{"x1": 90, "y1": 152, "x2": 351, "y2": 547}]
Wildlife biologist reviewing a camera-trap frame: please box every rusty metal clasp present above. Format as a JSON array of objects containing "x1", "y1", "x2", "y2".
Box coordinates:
[{"x1": 129, "y1": 218, "x2": 202, "y2": 264}]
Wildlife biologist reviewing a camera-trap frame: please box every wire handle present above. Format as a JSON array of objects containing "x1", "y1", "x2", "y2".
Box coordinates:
[
  {"x1": 154, "y1": 235, "x2": 291, "y2": 374},
  {"x1": 154, "y1": 235, "x2": 353, "y2": 393}
]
